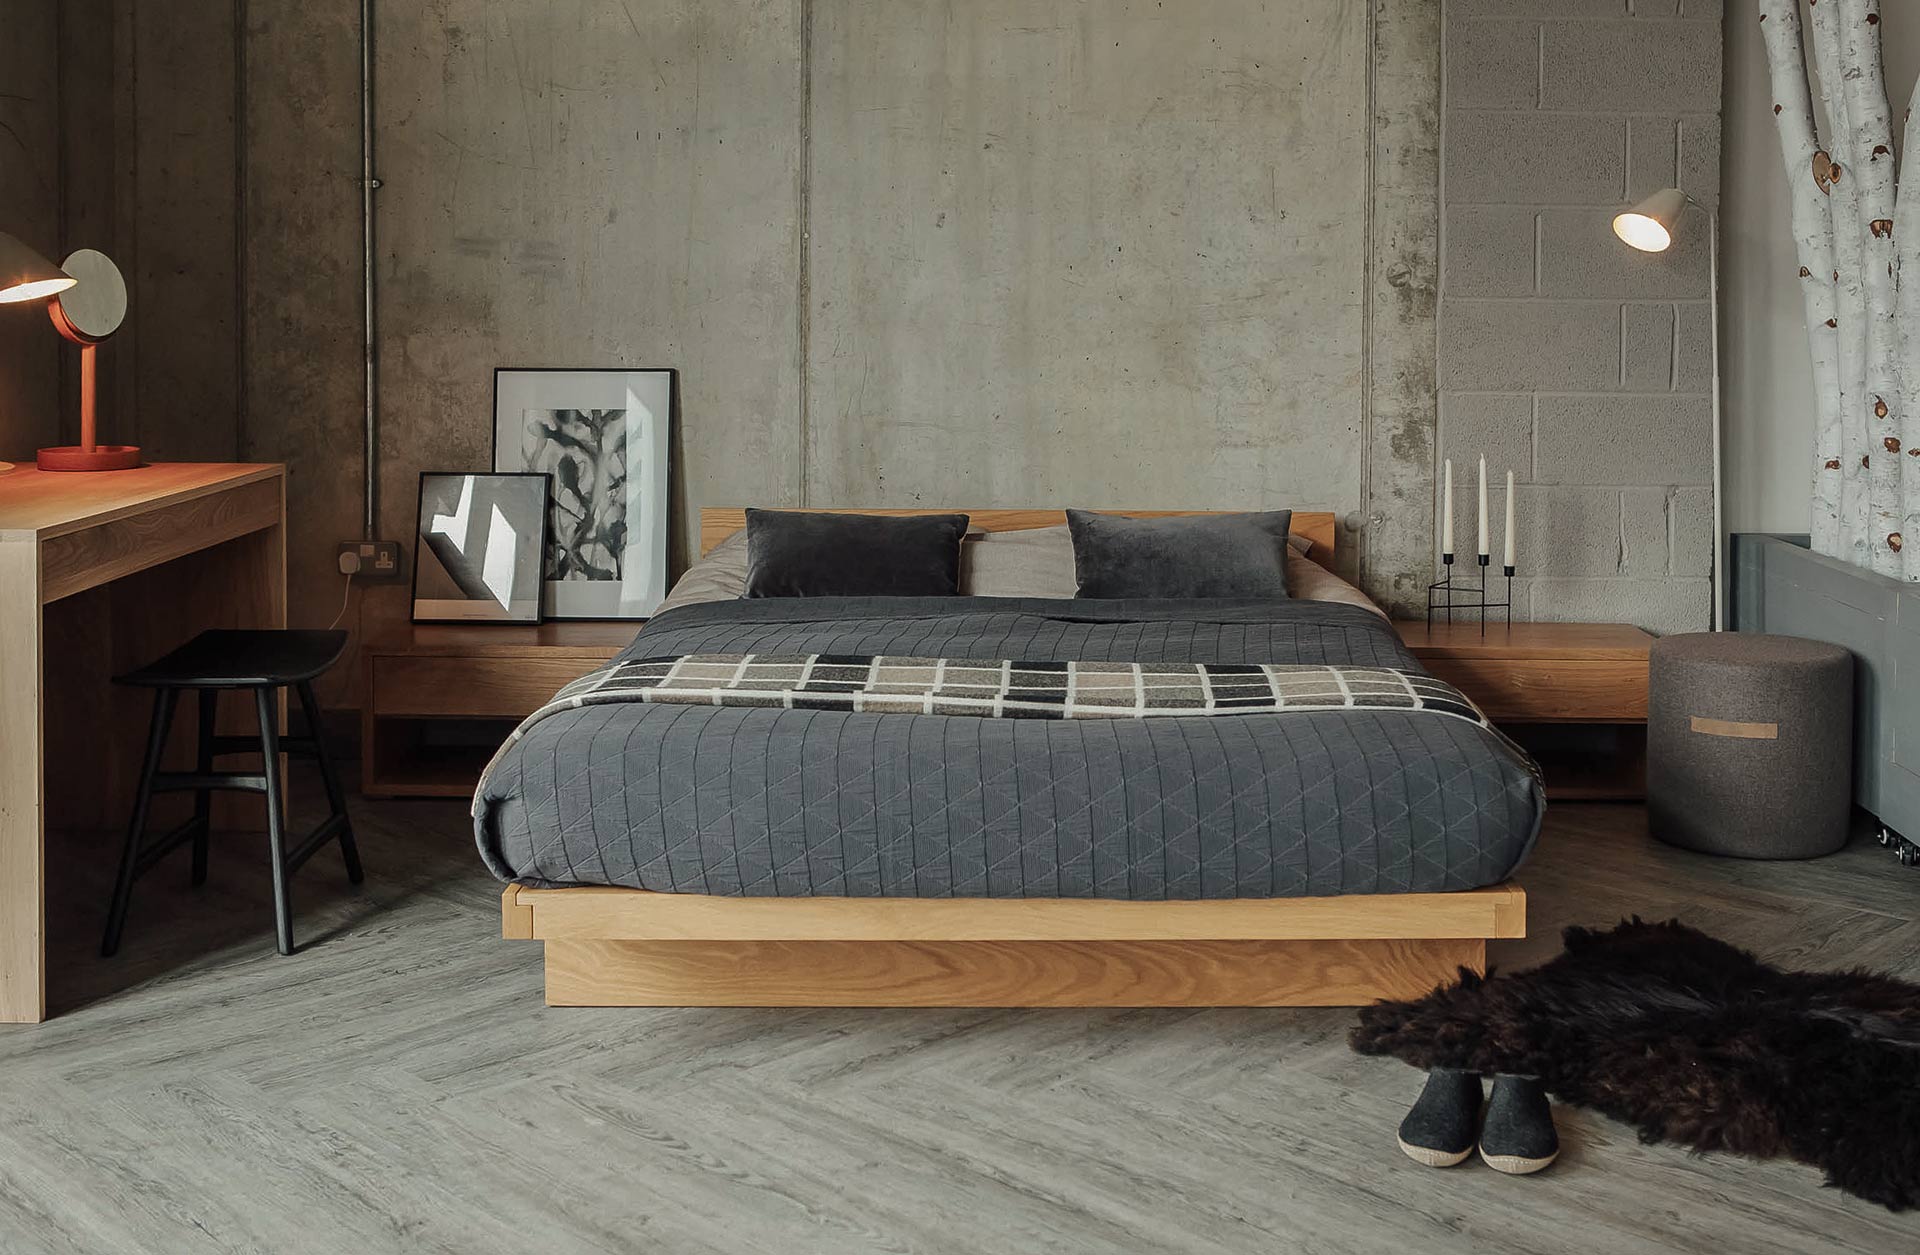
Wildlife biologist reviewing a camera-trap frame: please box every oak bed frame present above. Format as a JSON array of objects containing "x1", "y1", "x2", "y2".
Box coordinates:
[{"x1": 500, "y1": 508, "x2": 1527, "y2": 1008}]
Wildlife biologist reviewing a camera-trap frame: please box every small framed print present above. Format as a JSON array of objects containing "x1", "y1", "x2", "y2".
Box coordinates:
[
  {"x1": 411, "y1": 472, "x2": 552, "y2": 625},
  {"x1": 491, "y1": 367, "x2": 674, "y2": 621}
]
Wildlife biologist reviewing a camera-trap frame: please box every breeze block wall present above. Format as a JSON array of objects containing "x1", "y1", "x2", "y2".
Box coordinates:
[{"x1": 1439, "y1": 0, "x2": 1723, "y2": 633}]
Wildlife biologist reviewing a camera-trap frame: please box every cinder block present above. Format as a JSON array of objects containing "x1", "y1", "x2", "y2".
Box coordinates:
[
  {"x1": 1513, "y1": 485, "x2": 1624, "y2": 577},
  {"x1": 1447, "y1": 20, "x2": 1539, "y2": 111},
  {"x1": 1440, "y1": 300, "x2": 1622, "y2": 390},
  {"x1": 1527, "y1": 576, "x2": 1711, "y2": 633},
  {"x1": 1622, "y1": 304, "x2": 1675, "y2": 392},
  {"x1": 1450, "y1": 0, "x2": 1627, "y2": 15},
  {"x1": 1440, "y1": 392, "x2": 1534, "y2": 478},
  {"x1": 1628, "y1": 117, "x2": 1678, "y2": 204},
  {"x1": 1630, "y1": 0, "x2": 1719, "y2": 15},
  {"x1": 1620, "y1": 486, "x2": 1670, "y2": 575},
  {"x1": 1678, "y1": 115, "x2": 1722, "y2": 208},
  {"x1": 1539, "y1": 208, "x2": 1709, "y2": 299},
  {"x1": 1535, "y1": 394, "x2": 1713, "y2": 484},
  {"x1": 1674, "y1": 302, "x2": 1713, "y2": 392},
  {"x1": 1540, "y1": 21, "x2": 1723, "y2": 114},
  {"x1": 1670, "y1": 485, "x2": 1714, "y2": 576},
  {"x1": 1445, "y1": 111, "x2": 1626, "y2": 205},
  {"x1": 1444, "y1": 206, "x2": 1537, "y2": 297}
]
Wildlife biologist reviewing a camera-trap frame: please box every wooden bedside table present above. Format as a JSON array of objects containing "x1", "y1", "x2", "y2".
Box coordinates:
[
  {"x1": 1394, "y1": 620, "x2": 1653, "y2": 800},
  {"x1": 362, "y1": 622, "x2": 638, "y2": 797}
]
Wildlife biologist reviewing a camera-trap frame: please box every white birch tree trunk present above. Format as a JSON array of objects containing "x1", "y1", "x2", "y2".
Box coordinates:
[
  {"x1": 1810, "y1": 1, "x2": 1875, "y2": 568},
  {"x1": 1760, "y1": 0, "x2": 1844, "y2": 556},
  {"x1": 1839, "y1": 0, "x2": 1904, "y2": 574},
  {"x1": 1900, "y1": 78, "x2": 1920, "y2": 579}
]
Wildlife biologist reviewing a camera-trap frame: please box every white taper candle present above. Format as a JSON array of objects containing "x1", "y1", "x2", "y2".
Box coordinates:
[
  {"x1": 1503, "y1": 470, "x2": 1516, "y2": 568},
  {"x1": 1476, "y1": 456, "x2": 1489, "y2": 556},
  {"x1": 1442, "y1": 459, "x2": 1454, "y2": 554}
]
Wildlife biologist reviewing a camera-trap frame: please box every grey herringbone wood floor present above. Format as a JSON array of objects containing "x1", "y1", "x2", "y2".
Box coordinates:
[{"x1": 7, "y1": 798, "x2": 1920, "y2": 1255}]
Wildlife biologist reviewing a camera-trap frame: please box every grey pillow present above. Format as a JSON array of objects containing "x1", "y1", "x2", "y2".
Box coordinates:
[
  {"x1": 744, "y1": 509, "x2": 971, "y2": 597},
  {"x1": 1066, "y1": 509, "x2": 1293, "y2": 599}
]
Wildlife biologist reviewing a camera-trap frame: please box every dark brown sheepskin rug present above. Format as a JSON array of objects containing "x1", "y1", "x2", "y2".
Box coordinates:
[{"x1": 1351, "y1": 918, "x2": 1920, "y2": 1210}]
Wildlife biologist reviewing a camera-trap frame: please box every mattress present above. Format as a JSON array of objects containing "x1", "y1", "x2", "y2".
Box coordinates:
[{"x1": 473, "y1": 597, "x2": 1546, "y2": 899}]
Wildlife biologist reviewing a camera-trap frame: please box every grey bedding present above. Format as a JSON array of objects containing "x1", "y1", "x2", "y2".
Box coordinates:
[{"x1": 473, "y1": 597, "x2": 1546, "y2": 899}]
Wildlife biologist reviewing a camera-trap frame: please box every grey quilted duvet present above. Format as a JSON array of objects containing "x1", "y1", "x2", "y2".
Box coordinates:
[{"x1": 473, "y1": 597, "x2": 1546, "y2": 898}]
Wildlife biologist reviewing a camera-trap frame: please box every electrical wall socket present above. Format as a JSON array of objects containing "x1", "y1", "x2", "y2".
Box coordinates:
[{"x1": 337, "y1": 539, "x2": 406, "y2": 583}]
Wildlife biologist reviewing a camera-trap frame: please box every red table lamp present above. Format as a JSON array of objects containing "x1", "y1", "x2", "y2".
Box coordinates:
[{"x1": 0, "y1": 234, "x2": 140, "y2": 472}]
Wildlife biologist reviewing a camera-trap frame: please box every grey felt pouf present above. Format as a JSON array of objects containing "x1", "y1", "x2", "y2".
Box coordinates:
[{"x1": 1647, "y1": 633, "x2": 1853, "y2": 859}]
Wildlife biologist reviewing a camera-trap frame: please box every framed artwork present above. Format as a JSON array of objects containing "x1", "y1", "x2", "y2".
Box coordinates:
[
  {"x1": 491, "y1": 367, "x2": 674, "y2": 621},
  {"x1": 411, "y1": 471, "x2": 552, "y2": 625}
]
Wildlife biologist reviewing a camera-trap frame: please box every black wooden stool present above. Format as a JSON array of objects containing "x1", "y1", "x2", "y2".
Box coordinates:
[{"x1": 103, "y1": 629, "x2": 363, "y2": 957}]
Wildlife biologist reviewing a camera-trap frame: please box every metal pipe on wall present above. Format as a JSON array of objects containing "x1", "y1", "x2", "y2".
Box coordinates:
[{"x1": 360, "y1": 0, "x2": 379, "y2": 539}]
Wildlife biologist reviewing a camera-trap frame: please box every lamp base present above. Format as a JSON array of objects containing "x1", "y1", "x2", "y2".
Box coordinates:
[{"x1": 37, "y1": 444, "x2": 141, "y2": 472}]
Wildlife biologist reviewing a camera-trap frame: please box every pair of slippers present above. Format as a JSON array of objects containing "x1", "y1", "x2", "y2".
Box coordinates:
[{"x1": 1397, "y1": 1070, "x2": 1559, "y2": 1175}]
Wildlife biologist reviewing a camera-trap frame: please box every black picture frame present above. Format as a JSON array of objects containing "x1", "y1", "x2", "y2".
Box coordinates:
[
  {"x1": 489, "y1": 366, "x2": 677, "y2": 621},
  {"x1": 410, "y1": 470, "x2": 554, "y2": 626}
]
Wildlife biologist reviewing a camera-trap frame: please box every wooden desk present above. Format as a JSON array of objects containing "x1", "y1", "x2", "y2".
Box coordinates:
[{"x1": 0, "y1": 463, "x2": 284, "y2": 1023}]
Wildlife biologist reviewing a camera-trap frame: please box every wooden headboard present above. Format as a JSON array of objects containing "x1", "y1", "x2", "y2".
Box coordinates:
[{"x1": 699, "y1": 508, "x2": 1337, "y2": 567}]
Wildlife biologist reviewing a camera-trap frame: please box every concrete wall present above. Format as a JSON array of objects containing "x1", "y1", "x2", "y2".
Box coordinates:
[
  {"x1": 804, "y1": 2, "x2": 1369, "y2": 514},
  {"x1": 0, "y1": 1, "x2": 243, "y2": 466},
  {"x1": 233, "y1": 0, "x2": 1447, "y2": 706},
  {"x1": 0, "y1": 3, "x2": 61, "y2": 456},
  {"x1": 8, "y1": 2, "x2": 1734, "y2": 713},
  {"x1": 243, "y1": 0, "x2": 407, "y2": 699},
  {"x1": 1439, "y1": 0, "x2": 1721, "y2": 634},
  {"x1": 1721, "y1": 5, "x2": 1920, "y2": 537}
]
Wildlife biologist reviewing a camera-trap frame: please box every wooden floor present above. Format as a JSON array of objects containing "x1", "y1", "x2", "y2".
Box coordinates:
[{"x1": 6, "y1": 795, "x2": 1919, "y2": 1255}]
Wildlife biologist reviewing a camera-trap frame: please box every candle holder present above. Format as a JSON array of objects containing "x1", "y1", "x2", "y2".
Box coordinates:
[{"x1": 1426, "y1": 552, "x2": 1515, "y2": 636}]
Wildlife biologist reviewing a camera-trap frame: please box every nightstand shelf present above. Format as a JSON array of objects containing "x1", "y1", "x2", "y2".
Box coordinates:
[
  {"x1": 1394, "y1": 620, "x2": 1653, "y2": 801},
  {"x1": 361, "y1": 623, "x2": 638, "y2": 798}
]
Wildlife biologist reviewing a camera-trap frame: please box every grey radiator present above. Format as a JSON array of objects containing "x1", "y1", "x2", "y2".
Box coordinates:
[{"x1": 1729, "y1": 534, "x2": 1920, "y2": 851}]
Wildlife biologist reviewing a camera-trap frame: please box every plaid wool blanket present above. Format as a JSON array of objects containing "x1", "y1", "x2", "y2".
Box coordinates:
[{"x1": 513, "y1": 652, "x2": 1496, "y2": 729}]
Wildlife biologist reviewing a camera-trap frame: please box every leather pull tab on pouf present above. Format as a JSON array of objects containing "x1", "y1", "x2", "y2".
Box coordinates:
[{"x1": 1647, "y1": 633, "x2": 1853, "y2": 859}]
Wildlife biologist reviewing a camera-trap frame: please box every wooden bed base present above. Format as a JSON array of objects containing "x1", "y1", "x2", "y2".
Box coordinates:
[
  {"x1": 499, "y1": 505, "x2": 1520, "y2": 1009},
  {"x1": 501, "y1": 884, "x2": 1525, "y2": 1008}
]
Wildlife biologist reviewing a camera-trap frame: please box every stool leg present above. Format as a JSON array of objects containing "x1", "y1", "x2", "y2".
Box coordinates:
[
  {"x1": 255, "y1": 686, "x2": 295, "y2": 956},
  {"x1": 296, "y1": 680, "x2": 362, "y2": 885},
  {"x1": 191, "y1": 688, "x2": 216, "y2": 886},
  {"x1": 102, "y1": 688, "x2": 180, "y2": 957}
]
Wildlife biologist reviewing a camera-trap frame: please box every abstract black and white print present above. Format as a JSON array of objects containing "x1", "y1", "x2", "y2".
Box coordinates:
[
  {"x1": 521, "y1": 407, "x2": 627, "y2": 586},
  {"x1": 492, "y1": 369, "x2": 673, "y2": 620},
  {"x1": 411, "y1": 472, "x2": 550, "y2": 624}
]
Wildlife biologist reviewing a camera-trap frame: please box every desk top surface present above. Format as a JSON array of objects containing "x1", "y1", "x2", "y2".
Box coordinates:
[{"x1": 0, "y1": 463, "x2": 281, "y2": 540}]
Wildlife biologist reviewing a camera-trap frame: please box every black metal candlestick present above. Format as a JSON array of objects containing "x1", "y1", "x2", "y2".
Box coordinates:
[{"x1": 1426, "y1": 551, "x2": 1514, "y2": 636}]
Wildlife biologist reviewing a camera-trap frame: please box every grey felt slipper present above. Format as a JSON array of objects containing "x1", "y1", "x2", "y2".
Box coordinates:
[
  {"x1": 1478, "y1": 1074, "x2": 1559, "y2": 1175},
  {"x1": 1396, "y1": 1068, "x2": 1483, "y2": 1167}
]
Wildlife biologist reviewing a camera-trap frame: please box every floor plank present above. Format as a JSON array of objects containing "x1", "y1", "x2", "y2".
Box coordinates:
[{"x1": 4, "y1": 795, "x2": 1917, "y2": 1254}]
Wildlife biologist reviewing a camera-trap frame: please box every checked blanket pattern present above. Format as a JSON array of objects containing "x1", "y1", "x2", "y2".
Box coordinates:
[{"x1": 523, "y1": 653, "x2": 1496, "y2": 727}]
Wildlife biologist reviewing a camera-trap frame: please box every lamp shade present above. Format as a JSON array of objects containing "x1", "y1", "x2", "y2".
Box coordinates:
[
  {"x1": 0, "y1": 232, "x2": 76, "y2": 304},
  {"x1": 1613, "y1": 187, "x2": 1689, "y2": 254}
]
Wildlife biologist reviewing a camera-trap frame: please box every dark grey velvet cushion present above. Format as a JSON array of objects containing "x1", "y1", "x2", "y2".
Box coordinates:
[
  {"x1": 1066, "y1": 509, "x2": 1293, "y2": 599},
  {"x1": 743, "y1": 509, "x2": 970, "y2": 598}
]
